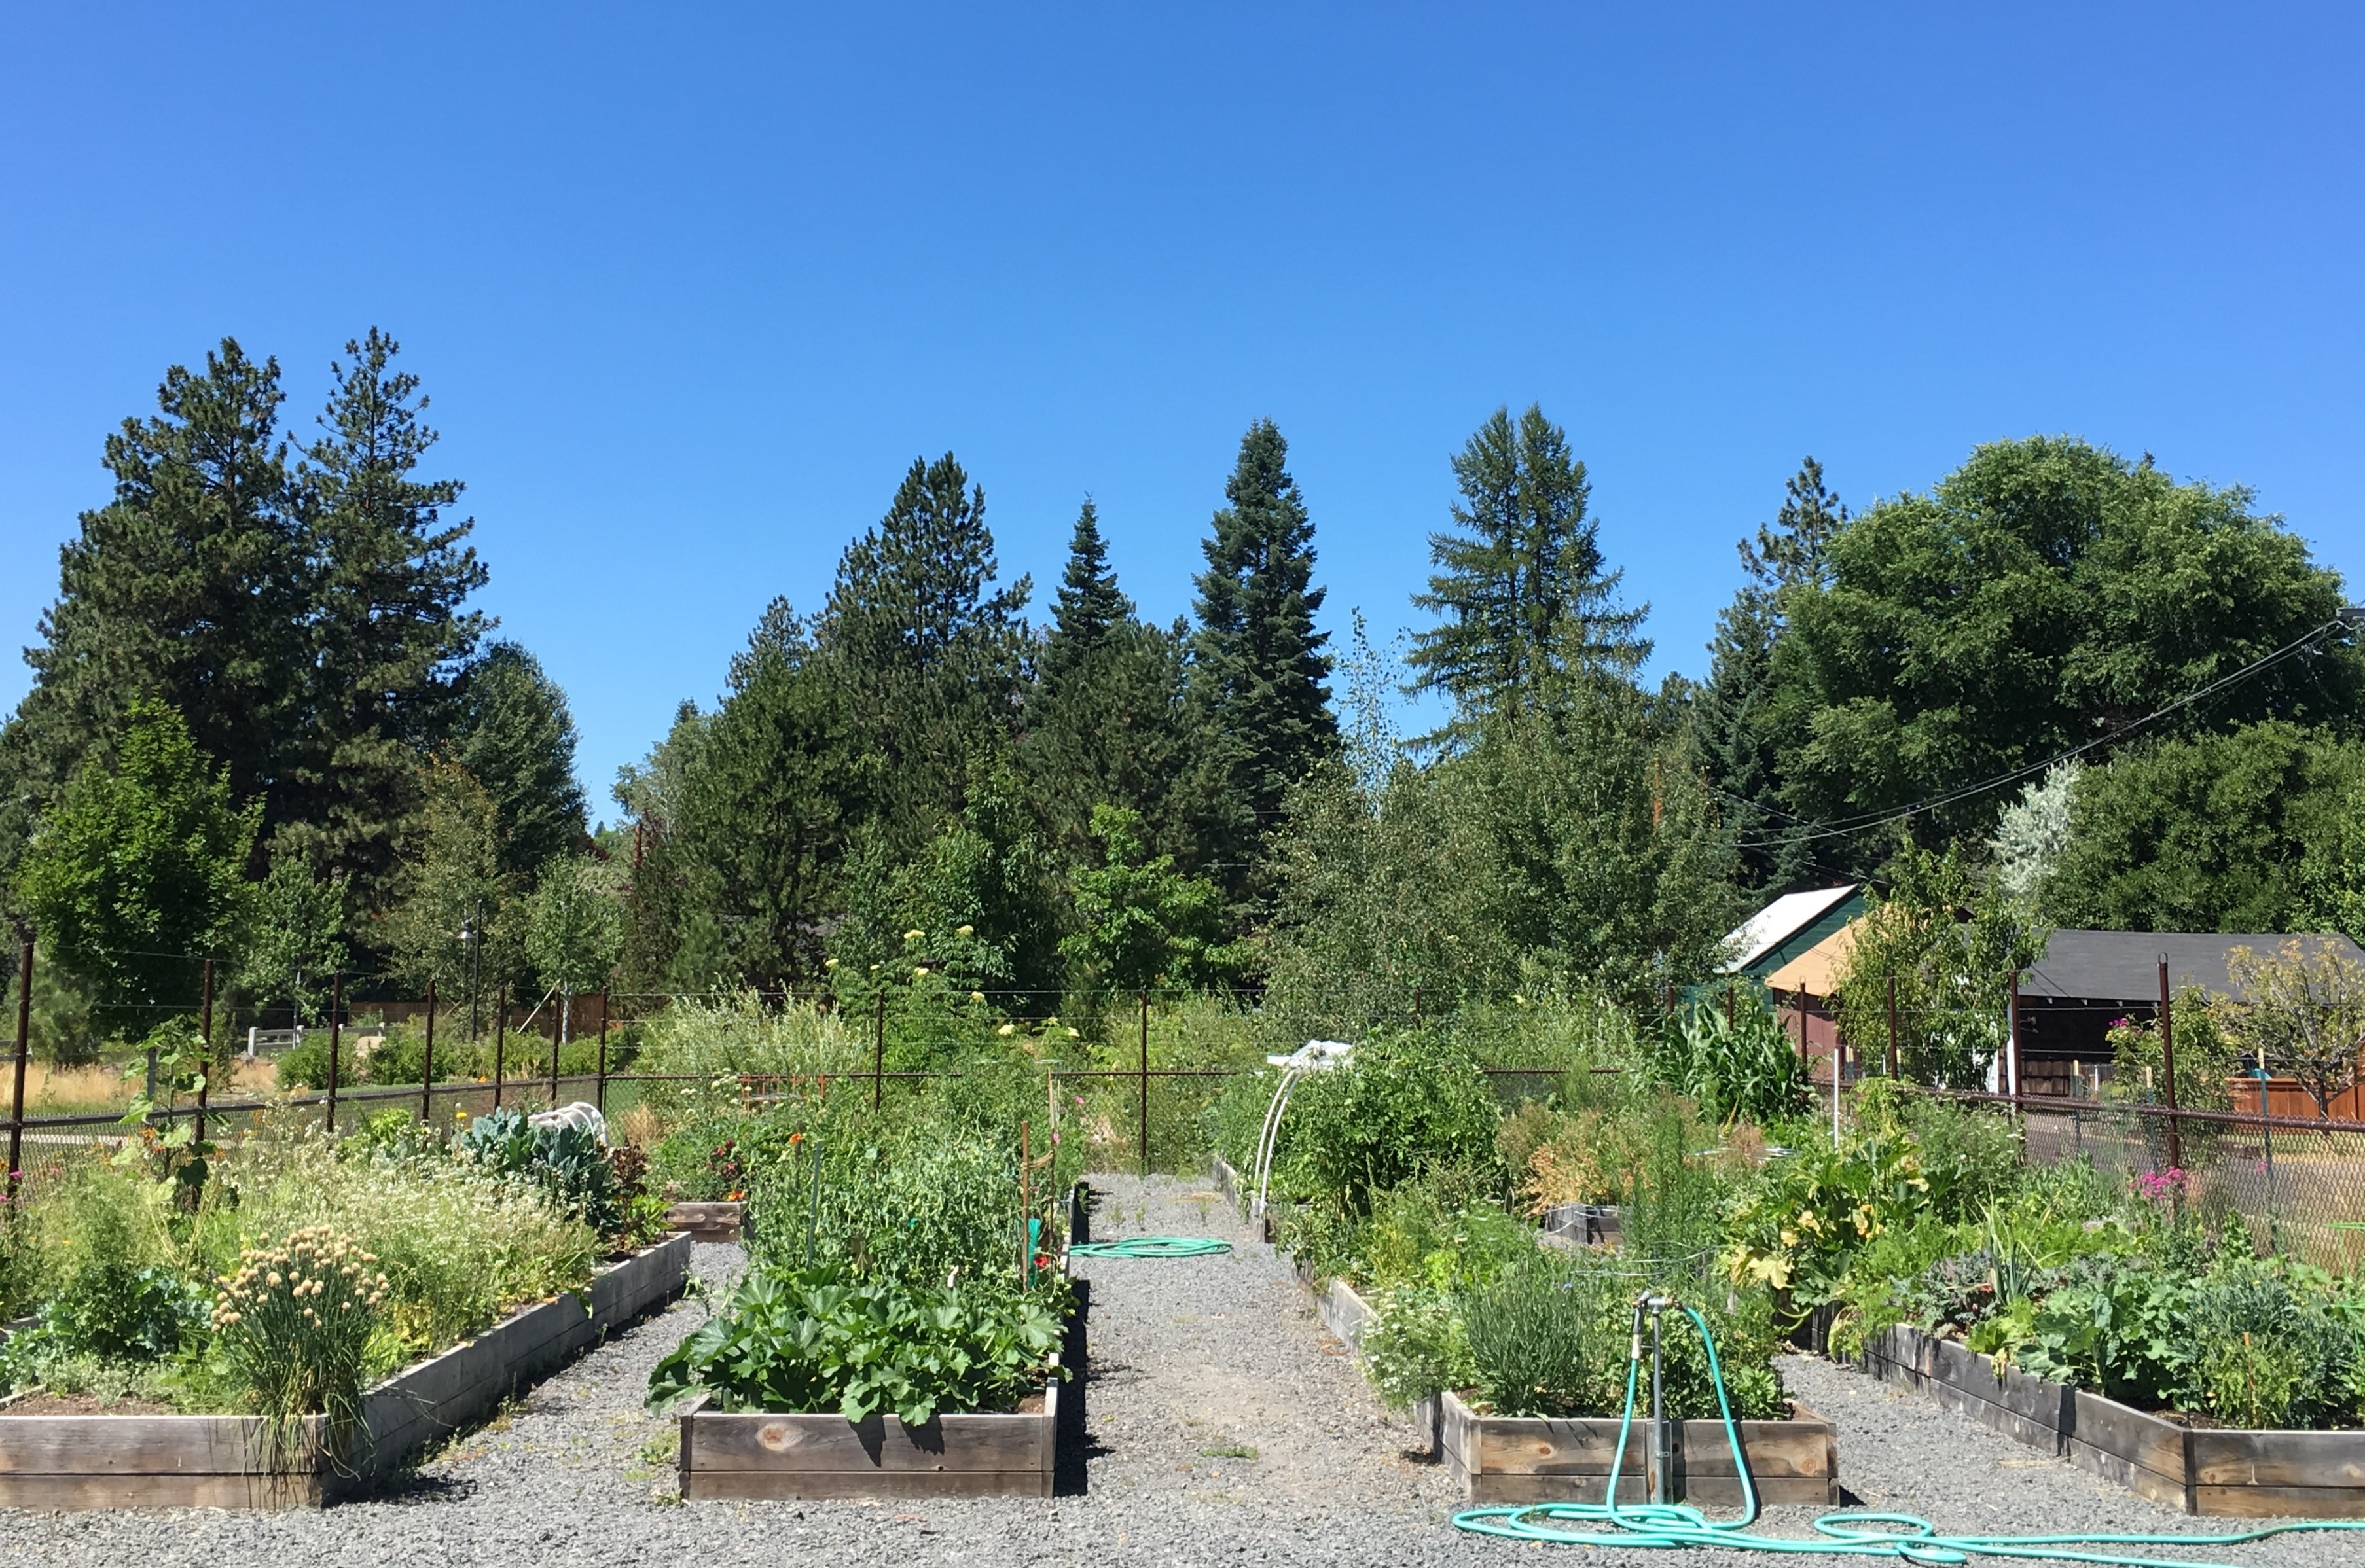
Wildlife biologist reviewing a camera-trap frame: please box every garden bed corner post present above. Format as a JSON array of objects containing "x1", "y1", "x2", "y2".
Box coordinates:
[{"x1": 2157, "y1": 955, "x2": 2181, "y2": 1171}]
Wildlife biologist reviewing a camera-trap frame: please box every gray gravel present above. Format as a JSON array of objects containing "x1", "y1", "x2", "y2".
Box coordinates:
[{"x1": 3, "y1": 1176, "x2": 2359, "y2": 1566}]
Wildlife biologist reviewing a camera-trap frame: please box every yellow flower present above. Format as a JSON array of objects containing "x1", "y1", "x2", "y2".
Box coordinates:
[
  {"x1": 956, "y1": 924, "x2": 973, "y2": 938},
  {"x1": 1779, "y1": 1229, "x2": 1798, "y2": 1247},
  {"x1": 824, "y1": 957, "x2": 840, "y2": 969},
  {"x1": 997, "y1": 1024, "x2": 1017, "y2": 1037},
  {"x1": 913, "y1": 967, "x2": 930, "y2": 978},
  {"x1": 903, "y1": 929, "x2": 925, "y2": 942},
  {"x1": 1066, "y1": 1027, "x2": 1080, "y2": 1039},
  {"x1": 970, "y1": 991, "x2": 986, "y2": 1002}
]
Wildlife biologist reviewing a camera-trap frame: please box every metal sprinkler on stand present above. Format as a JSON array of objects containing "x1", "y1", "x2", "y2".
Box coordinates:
[{"x1": 1250, "y1": 1039, "x2": 1355, "y2": 1219}]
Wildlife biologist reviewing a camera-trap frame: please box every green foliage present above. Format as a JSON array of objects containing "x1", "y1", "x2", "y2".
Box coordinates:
[
  {"x1": 237, "y1": 853, "x2": 348, "y2": 1027},
  {"x1": 1833, "y1": 844, "x2": 2046, "y2": 1089},
  {"x1": 455, "y1": 1107, "x2": 624, "y2": 1238},
  {"x1": 523, "y1": 854, "x2": 624, "y2": 1025},
  {"x1": 1021, "y1": 499, "x2": 1204, "y2": 874},
  {"x1": 1187, "y1": 418, "x2": 1337, "y2": 912},
  {"x1": 1274, "y1": 1029, "x2": 1500, "y2": 1215},
  {"x1": 1770, "y1": 437, "x2": 2361, "y2": 850},
  {"x1": 379, "y1": 758, "x2": 513, "y2": 1010},
  {"x1": 1060, "y1": 805, "x2": 1236, "y2": 993},
  {"x1": 647, "y1": 1262, "x2": 1064, "y2": 1423},
  {"x1": 744, "y1": 1127, "x2": 1024, "y2": 1294},
  {"x1": 2046, "y1": 724, "x2": 2365, "y2": 934},
  {"x1": 821, "y1": 454, "x2": 1032, "y2": 866},
  {"x1": 1657, "y1": 991, "x2": 1809, "y2": 1125},
  {"x1": 452, "y1": 641, "x2": 588, "y2": 882},
  {"x1": 0, "y1": 1262, "x2": 208, "y2": 1391},
  {"x1": 1407, "y1": 404, "x2": 1644, "y2": 742},
  {"x1": 1462, "y1": 1253, "x2": 1788, "y2": 1421},
  {"x1": 14, "y1": 699, "x2": 259, "y2": 1014},
  {"x1": 2216, "y1": 937, "x2": 2365, "y2": 1118}
]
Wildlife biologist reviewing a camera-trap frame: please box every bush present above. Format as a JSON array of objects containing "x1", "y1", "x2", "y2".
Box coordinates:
[
  {"x1": 647, "y1": 1262, "x2": 1064, "y2": 1422},
  {"x1": 209, "y1": 1227, "x2": 391, "y2": 1440},
  {"x1": 1275, "y1": 1029, "x2": 1501, "y2": 1213},
  {"x1": 745, "y1": 1124, "x2": 1026, "y2": 1294},
  {"x1": 455, "y1": 1107, "x2": 624, "y2": 1237}
]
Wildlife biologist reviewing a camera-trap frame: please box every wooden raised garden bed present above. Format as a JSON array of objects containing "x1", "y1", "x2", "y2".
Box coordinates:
[
  {"x1": 677, "y1": 1385, "x2": 1060, "y2": 1499},
  {"x1": 664, "y1": 1200, "x2": 744, "y2": 1243},
  {"x1": 1441, "y1": 1388, "x2": 1840, "y2": 1506},
  {"x1": 1862, "y1": 1323, "x2": 2365, "y2": 1518},
  {"x1": 0, "y1": 1234, "x2": 691, "y2": 1509},
  {"x1": 677, "y1": 1196, "x2": 1086, "y2": 1502}
]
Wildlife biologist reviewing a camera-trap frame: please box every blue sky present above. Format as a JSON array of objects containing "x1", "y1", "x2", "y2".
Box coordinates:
[{"x1": 4, "y1": 4, "x2": 2360, "y2": 818}]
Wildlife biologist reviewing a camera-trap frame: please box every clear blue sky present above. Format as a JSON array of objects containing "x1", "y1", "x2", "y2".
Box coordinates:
[{"x1": 5, "y1": 4, "x2": 2360, "y2": 818}]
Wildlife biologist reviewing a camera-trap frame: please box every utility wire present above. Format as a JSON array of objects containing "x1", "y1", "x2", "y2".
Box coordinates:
[{"x1": 1730, "y1": 616, "x2": 2352, "y2": 852}]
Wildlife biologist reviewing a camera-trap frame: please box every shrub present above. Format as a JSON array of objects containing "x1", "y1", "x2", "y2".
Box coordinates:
[
  {"x1": 1276, "y1": 1029, "x2": 1500, "y2": 1213},
  {"x1": 222, "y1": 1120, "x2": 598, "y2": 1355},
  {"x1": 455, "y1": 1107, "x2": 624, "y2": 1237},
  {"x1": 647, "y1": 1262, "x2": 1064, "y2": 1423},
  {"x1": 209, "y1": 1227, "x2": 390, "y2": 1443}
]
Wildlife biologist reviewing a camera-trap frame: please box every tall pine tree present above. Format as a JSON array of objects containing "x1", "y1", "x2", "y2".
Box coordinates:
[
  {"x1": 1691, "y1": 457, "x2": 1847, "y2": 889},
  {"x1": 452, "y1": 642, "x2": 589, "y2": 882},
  {"x1": 1023, "y1": 500, "x2": 1200, "y2": 869},
  {"x1": 1407, "y1": 404, "x2": 1643, "y2": 741},
  {"x1": 281, "y1": 329, "x2": 488, "y2": 908},
  {"x1": 818, "y1": 454, "x2": 1029, "y2": 856},
  {"x1": 1187, "y1": 420, "x2": 1337, "y2": 910},
  {"x1": 0, "y1": 340, "x2": 304, "y2": 900}
]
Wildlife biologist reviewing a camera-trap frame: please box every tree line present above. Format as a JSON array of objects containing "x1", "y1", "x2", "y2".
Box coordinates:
[{"x1": 6, "y1": 332, "x2": 2363, "y2": 1060}]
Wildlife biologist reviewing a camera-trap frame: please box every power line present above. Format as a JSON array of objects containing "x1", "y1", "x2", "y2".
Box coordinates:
[{"x1": 1731, "y1": 616, "x2": 2353, "y2": 852}]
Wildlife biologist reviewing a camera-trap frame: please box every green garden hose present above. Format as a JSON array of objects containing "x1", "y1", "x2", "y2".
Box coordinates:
[
  {"x1": 1068, "y1": 1236, "x2": 1233, "y2": 1258},
  {"x1": 1453, "y1": 1302, "x2": 2365, "y2": 1568}
]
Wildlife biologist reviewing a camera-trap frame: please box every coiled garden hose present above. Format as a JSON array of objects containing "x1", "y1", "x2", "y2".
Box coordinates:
[
  {"x1": 1453, "y1": 1301, "x2": 2365, "y2": 1568},
  {"x1": 1067, "y1": 1237, "x2": 1233, "y2": 1258}
]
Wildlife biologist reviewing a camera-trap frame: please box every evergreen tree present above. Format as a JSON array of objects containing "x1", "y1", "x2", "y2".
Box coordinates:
[
  {"x1": 380, "y1": 758, "x2": 511, "y2": 1019},
  {"x1": 819, "y1": 454, "x2": 1030, "y2": 856},
  {"x1": 280, "y1": 329, "x2": 488, "y2": 910},
  {"x1": 0, "y1": 340, "x2": 303, "y2": 899},
  {"x1": 14, "y1": 700, "x2": 260, "y2": 1022},
  {"x1": 452, "y1": 642, "x2": 589, "y2": 881},
  {"x1": 1022, "y1": 500, "x2": 1201, "y2": 868},
  {"x1": 1691, "y1": 458, "x2": 1847, "y2": 889},
  {"x1": 1187, "y1": 420, "x2": 1337, "y2": 907},
  {"x1": 1407, "y1": 404, "x2": 1644, "y2": 740},
  {"x1": 1036, "y1": 497, "x2": 1129, "y2": 698},
  {"x1": 660, "y1": 609, "x2": 857, "y2": 989}
]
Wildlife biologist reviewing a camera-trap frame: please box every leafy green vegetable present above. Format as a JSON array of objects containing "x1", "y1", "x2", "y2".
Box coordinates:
[{"x1": 647, "y1": 1264, "x2": 1065, "y2": 1425}]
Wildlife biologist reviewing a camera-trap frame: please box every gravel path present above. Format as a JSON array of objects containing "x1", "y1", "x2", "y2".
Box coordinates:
[{"x1": 3, "y1": 1176, "x2": 2360, "y2": 1566}]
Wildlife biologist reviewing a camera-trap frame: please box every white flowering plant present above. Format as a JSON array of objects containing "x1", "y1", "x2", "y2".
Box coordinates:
[{"x1": 210, "y1": 1226, "x2": 391, "y2": 1442}]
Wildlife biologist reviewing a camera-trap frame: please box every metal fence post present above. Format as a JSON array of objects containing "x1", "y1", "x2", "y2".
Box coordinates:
[
  {"x1": 1138, "y1": 991, "x2": 1151, "y2": 1177},
  {"x1": 9, "y1": 939, "x2": 31, "y2": 1198},
  {"x1": 2006, "y1": 969, "x2": 2022, "y2": 1116},
  {"x1": 2157, "y1": 956, "x2": 2181, "y2": 1170},
  {"x1": 421, "y1": 978, "x2": 438, "y2": 1124},
  {"x1": 549, "y1": 995, "x2": 562, "y2": 1107},
  {"x1": 324, "y1": 972, "x2": 343, "y2": 1133},
  {"x1": 1886, "y1": 974, "x2": 1900, "y2": 1080},
  {"x1": 493, "y1": 984, "x2": 507, "y2": 1110},
  {"x1": 595, "y1": 991, "x2": 610, "y2": 1116},
  {"x1": 873, "y1": 991, "x2": 886, "y2": 1111},
  {"x1": 195, "y1": 957, "x2": 215, "y2": 1147}
]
